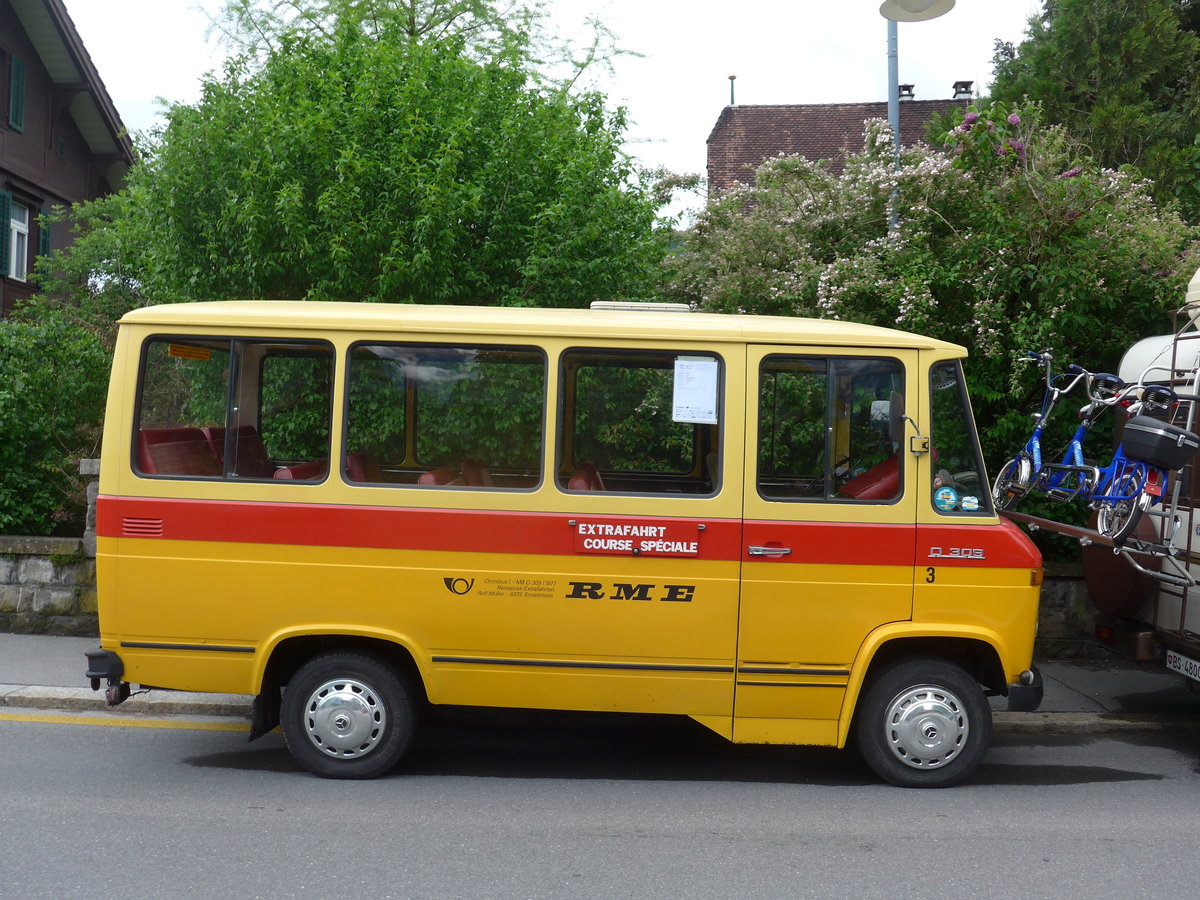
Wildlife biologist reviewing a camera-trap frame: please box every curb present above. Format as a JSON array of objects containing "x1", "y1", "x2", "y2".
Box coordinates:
[
  {"x1": 992, "y1": 710, "x2": 1200, "y2": 734},
  {"x1": 0, "y1": 684, "x2": 251, "y2": 719}
]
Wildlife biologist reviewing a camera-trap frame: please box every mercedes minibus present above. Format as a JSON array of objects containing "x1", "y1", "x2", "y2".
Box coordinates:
[{"x1": 86, "y1": 301, "x2": 1043, "y2": 787}]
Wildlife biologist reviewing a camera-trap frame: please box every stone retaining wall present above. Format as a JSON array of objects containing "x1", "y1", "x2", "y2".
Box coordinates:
[
  {"x1": 2, "y1": 460, "x2": 1105, "y2": 655},
  {"x1": 0, "y1": 459, "x2": 99, "y2": 636},
  {"x1": 1035, "y1": 561, "x2": 1108, "y2": 659},
  {"x1": 0, "y1": 535, "x2": 97, "y2": 635}
]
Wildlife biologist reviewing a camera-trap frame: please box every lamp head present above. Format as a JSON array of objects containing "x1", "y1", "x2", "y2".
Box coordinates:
[{"x1": 880, "y1": 0, "x2": 955, "y2": 22}]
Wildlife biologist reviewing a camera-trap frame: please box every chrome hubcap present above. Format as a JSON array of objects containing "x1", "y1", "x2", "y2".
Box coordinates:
[
  {"x1": 303, "y1": 677, "x2": 387, "y2": 759},
  {"x1": 882, "y1": 683, "x2": 968, "y2": 770}
]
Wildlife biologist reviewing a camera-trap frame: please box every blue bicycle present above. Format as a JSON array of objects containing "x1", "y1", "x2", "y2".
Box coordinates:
[{"x1": 992, "y1": 351, "x2": 1199, "y2": 544}]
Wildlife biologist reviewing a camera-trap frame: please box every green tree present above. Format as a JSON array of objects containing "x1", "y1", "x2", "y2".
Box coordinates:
[
  {"x1": 665, "y1": 102, "x2": 1199, "y2": 475},
  {"x1": 991, "y1": 0, "x2": 1200, "y2": 220},
  {"x1": 209, "y1": 0, "x2": 630, "y2": 85},
  {"x1": 82, "y1": 24, "x2": 664, "y2": 307},
  {"x1": 0, "y1": 309, "x2": 109, "y2": 534},
  {"x1": 214, "y1": 0, "x2": 545, "y2": 61},
  {"x1": 3, "y1": 2, "x2": 671, "y2": 534},
  {"x1": 0, "y1": 192, "x2": 153, "y2": 535}
]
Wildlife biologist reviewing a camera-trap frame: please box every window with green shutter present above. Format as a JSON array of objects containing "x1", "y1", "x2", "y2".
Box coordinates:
[
  {"x1": 8, "y1": 55, "x2": 25, "y2": 132},
  {"x1": 38, "y1": 209, "x2": 51, "y2": 258},
  {"x1": 0, "y1": 191, "x2": 10, "y2": 277}
]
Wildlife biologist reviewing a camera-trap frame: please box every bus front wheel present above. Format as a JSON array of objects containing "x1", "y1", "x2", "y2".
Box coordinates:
[
  {"x1": 281, "y1": 651, "x2": 416, "y2": 779},
  {"x1": 855, "y1": 657, "x2": 991, "y2": 788}
]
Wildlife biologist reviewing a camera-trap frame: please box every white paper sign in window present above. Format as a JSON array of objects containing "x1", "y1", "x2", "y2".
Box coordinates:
[{"x1": 673, "y1": 357, "x2": 719, "y2": 424}]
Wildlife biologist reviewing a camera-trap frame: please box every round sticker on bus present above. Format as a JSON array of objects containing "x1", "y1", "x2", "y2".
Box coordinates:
[{"x1": 933, "y1": 487, "x2": 959, "y2": 511}]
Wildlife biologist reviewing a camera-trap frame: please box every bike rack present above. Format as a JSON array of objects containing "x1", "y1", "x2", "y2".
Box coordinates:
[
  {"x1": 996, "y1": 314, "x2": 1200, "y2": 591},
  {"x1": 998, "y1": 508, "x2": 1198, "y2": 588}
]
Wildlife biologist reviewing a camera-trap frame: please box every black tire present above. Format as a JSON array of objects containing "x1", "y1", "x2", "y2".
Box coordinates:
[
  {"x1": 281, "y1": 651, "x2": 416, "y2": 779},
  {"x1": 1096, "y1": 471, "x2": 1152, "y2": 546},
  {"x1": 855, "y1": 657, "x2": 992, "y2": 788},
  {"x1": 991, "y1": 456, "x2": 1030, "y2": 510}
]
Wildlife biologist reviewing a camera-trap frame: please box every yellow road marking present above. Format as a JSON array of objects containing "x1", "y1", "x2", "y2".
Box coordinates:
[{"x1": 0, "y1": 710, "x2": 250, "y2": 732}]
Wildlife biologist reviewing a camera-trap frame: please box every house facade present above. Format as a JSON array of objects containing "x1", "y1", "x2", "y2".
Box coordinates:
[
  {"x1": 707, "y1": 93, "x2": 970, "y2": 196},
  {"x1": 1, "y1": 0, "x2": 134, "y2": 316}
]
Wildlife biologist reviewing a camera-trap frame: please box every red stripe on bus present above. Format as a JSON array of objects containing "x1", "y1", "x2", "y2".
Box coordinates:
[
  {"x1": 97, "y1": 496, "x2": 1038, "y2": 568},
  {"x1": 97, "y1": 496, "x2": 741, "y2": 560},
  {"x1": 916, "y1": 519, "x2": 1042, "y2": 568},
  {"x1": 743, "y1": 520, "x2": 916, "y2": 567}
]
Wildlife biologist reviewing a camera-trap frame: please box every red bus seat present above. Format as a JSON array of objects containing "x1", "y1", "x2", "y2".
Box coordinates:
[
  {"x1": 145, "y1": 439, "x2": 221, "y2": 477},
  {"x1": 418, "y1": 465, "x2": 463, "y2": 485},
  {"x1": 202, "y1": 425, "x2": 274, "y2": 478},
  {"x1": 567, "y1": 462, "x2": 606, "y2": 491},
  {"x1": 345, "y1": 453, "x2": 382, "y2": 483},
  {"x1": 137, "y1": 427, "x2": 212, "y2": 475},
  {"x1": 459, "y1": 458, "x2": 495, "y2": 487},
  {"x1": 839, "y1": 455, "x2": 900, "y2": 500},
  {"x1": 273, "y1": 459, "x2": 329, "y2": 481}
]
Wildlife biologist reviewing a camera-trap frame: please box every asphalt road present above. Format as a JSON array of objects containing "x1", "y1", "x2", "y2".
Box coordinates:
[{"x1": 4, "y1": 705, "x2": 1200, "y2": 898}]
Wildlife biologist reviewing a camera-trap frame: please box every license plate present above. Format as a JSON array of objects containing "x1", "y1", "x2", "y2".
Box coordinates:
[{"x1": 1165, "y1": 649, "x2": 1200, "y2": 683}]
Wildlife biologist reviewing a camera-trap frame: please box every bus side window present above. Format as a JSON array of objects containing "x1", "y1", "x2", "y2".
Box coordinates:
[
  {"x1": 135, "y1": 339, "x2": 230, "y2": 478},
  {"x1": 344, "y1": 343, "x2": 545, "y2": 489},
  {"x1": 134, "y1": 338, "x2": 333, "y2": 481},
  {"x1": 927, "y1": 360, "x2": 992, "y2": 515},
  {"x1": 255, "y1": 349, "x2": 334, "y2": 481},
  {"x1": 559, "y1": 349, "x2": 722, "y2": 495},
  {"x1": 757, "y1": 355, "x2": 904, "y2": 503}
]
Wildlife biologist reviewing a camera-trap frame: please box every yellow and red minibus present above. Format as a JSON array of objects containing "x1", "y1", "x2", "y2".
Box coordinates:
[{"x1": 86, "y1": 301, "x2": 1043, "y2": 787}]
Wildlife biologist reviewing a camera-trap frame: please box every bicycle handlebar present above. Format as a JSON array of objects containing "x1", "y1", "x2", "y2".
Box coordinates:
[{"x1": 1018, "y1": 350, "x2": 1199, "y2": 425}]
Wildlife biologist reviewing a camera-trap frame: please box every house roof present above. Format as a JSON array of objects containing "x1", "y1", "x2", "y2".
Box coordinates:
[
  {"x1": 9, "y1": 0, "x2": 135, "y2": 176},
  {"x1": 706, "y1": 98, "x2": 967, "y2": 195}
]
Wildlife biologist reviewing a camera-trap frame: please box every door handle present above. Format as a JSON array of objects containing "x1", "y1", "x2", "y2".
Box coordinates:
[{"x1": 748, "y1": 545, "x2": 792, "y2": 557}]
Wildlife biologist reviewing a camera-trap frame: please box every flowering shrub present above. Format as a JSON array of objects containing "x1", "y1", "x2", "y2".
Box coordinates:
[{"x1": 665, "y1": 101, "x2": 1199, "y2": 476}]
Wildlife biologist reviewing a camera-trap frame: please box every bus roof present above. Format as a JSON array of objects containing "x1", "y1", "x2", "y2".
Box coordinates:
[{"x1": 119, "y1": 301, "x2": 965, "y2": 352}]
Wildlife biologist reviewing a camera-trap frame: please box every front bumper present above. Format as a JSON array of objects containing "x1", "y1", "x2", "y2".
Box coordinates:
[
  {"x1": 1006, "y1": 666, "x2": 1043, "y2": 712},
  {"x1": 84, "y1": 648, "x2": 130, "y2": 706}
]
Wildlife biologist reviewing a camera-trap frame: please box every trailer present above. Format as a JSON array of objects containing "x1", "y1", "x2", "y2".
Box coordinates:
[{"x1": 1083, "y1": 268, "x2": 1200, "y2": 683}]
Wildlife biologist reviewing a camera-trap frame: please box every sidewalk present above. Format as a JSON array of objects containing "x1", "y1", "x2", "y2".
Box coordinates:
[
  {"x1": 3, "y1": 632, "x2": 1200, "y2": 732},
  {"x1": 0, "y1": 633, "x2": 251, "y2": 718}
]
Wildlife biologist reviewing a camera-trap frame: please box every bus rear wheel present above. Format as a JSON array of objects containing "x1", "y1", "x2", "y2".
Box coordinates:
[
  {"x1": 281, "y1": 651, "x2": 416, "y2": 779},
  {"x1": 855, "y1": 657, "x2": 991, "y2": 788}
]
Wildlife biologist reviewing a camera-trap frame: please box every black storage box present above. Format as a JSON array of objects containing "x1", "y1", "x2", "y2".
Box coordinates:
[{"x1": 1122, "y1": 415, "x2": 1200, "y2": 470}]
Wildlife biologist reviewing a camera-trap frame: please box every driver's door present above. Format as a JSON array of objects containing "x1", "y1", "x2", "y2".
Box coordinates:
[{"x1": 735, "y1": 346, "x2": 919, "y2": 745}]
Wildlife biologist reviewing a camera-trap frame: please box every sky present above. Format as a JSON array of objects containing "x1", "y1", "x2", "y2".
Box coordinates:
[{"x1": 64, "y1": 0, "x2": 1043, "y2": 218}]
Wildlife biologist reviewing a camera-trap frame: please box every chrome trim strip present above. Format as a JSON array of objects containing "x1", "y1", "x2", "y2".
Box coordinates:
[
  {"x1": 120, "y1": 641, "x2": 255, "y2": 653},
  {"x1": 432, "y1": 655, "x2": 732, "y2": 674},
  {"x1": 736, "y1": 680, "x2": 847, "y2": 688},
  {"x1": 737, "y1": 666, "x2": 850, "y2": 676}
]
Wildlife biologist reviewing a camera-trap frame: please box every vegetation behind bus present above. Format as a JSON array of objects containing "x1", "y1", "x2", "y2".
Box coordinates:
[
  {"x1": 1, "y1": 1, "x2": 679, "y2": 532},
  {"x1": 665, "y1": 103, "x2": 1199, "y2": 495},
  {"x1": 8, "y1": 7, "x2": 1200, "y2": 535},
  {"x1": 989, "y1": 0, "x2": 1200, "y2": 223}
]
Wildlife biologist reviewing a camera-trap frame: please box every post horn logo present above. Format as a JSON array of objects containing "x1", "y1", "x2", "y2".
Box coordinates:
[{"x1": 443, "y1": 577, "x2": 475, "y2": 595}]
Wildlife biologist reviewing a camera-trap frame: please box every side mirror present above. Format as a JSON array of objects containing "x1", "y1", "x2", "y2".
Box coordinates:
[{"x1": 888, "y1": 391, "x2": 906, "y2": 444}]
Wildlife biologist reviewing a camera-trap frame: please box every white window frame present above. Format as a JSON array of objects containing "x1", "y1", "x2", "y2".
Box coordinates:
[{"x1": 8, "y1": 201, "x2": 29, "y2": 282}]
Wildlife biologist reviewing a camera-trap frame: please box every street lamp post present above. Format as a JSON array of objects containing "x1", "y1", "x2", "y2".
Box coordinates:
[
  {"x1": 879, "y1": 0, "x2": 956, "y2": 161},
  {"x1": 879, "y1": 0, "x2": 955, "y2": 231}
]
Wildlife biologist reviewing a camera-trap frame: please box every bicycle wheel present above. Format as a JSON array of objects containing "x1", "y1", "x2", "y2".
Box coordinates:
[
  {"x1": 991, "y1": 456, "x2": 1031, "y2": 509},
  {"x1": 1096, "y1": 470, "x2": 1153, "y2": 545}
]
